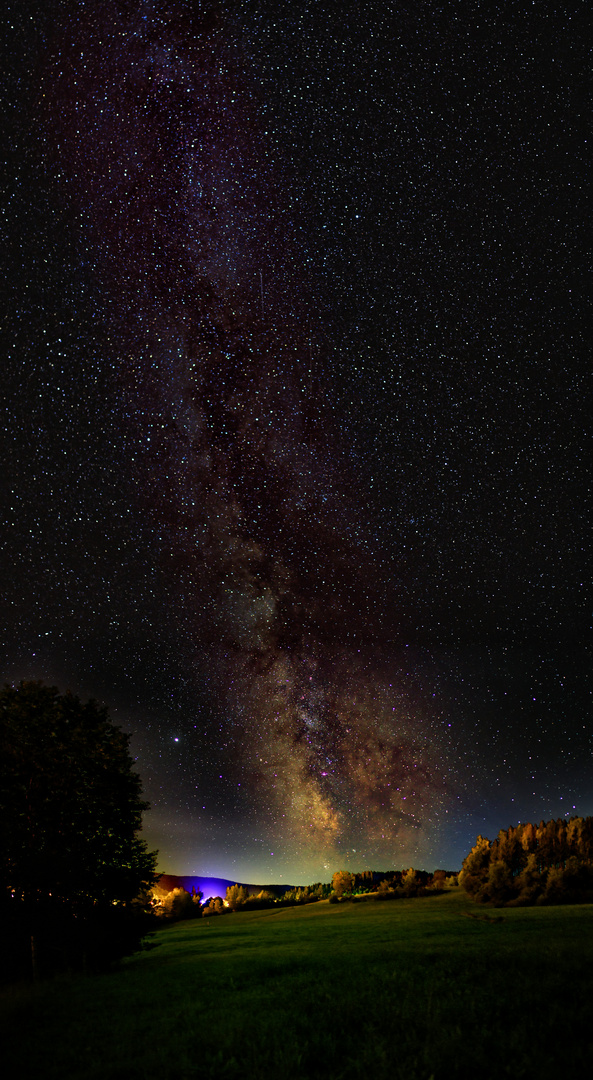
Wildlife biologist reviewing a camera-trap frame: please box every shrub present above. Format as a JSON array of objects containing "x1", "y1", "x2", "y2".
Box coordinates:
[{"x1": 202, "y1": 897, "x2": 225, "y2": 916}]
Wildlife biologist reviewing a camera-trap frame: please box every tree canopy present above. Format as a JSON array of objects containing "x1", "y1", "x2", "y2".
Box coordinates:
[
  {"x1": 0, "y1": 680, "x2": 157, "y2": 907},
  {"x1": 459, "y1": 817, "x2": 593, "y2": 906},
  {"x1": 332, "y1": 870, "x2": 354, "y2": 897},
  {"x1": 0, "y1": 681, "x2": 158, "y2": 976}
]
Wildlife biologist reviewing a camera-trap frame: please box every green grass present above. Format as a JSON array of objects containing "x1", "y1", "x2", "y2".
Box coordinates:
[{"x1": 2, "y1": 889, "x2": 593, "y2": 1079}]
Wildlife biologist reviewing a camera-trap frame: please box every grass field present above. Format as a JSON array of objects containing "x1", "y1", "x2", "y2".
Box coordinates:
[{"x1": 2, "y1": 888, "x2": 593, "y2": 1079}]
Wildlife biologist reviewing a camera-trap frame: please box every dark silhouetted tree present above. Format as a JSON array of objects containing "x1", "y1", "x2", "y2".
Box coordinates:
[
  {"x1": 430, "y1": 870, "x2": 448, "y2": 888},
  {"x1": 0, "y1": 681, "x2": 158, "y2": 977}
]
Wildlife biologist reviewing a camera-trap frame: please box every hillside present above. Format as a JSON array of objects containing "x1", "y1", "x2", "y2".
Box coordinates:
[
  {"x1": 3, "y1": 890, "x2": 593, "y2": 1079},
  {"x1": 154, "y1": 874, "x2": 298, "y2": 899}
]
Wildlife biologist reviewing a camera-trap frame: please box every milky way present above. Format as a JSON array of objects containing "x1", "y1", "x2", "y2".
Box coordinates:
[
  {"x1": 3, "y1": 1, "x2": 589, "y2": 882},
  {"x1": 28, "y1": 0, "x2": 459, "y2": 874}
]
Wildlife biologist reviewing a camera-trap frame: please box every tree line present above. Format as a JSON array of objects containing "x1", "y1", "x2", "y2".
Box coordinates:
[
  {"x1": 152, "y1": 881, "x2": 334, "y2": 919},
  {"x1": 328, "y1": 868, "x2": 456, "y2": 901},
  {"x1": 152, "y1": 868, "x2": 458, "y2": 921},
  {"x1": 460, "y1": 817, "x2": 593, "y2": 906}
]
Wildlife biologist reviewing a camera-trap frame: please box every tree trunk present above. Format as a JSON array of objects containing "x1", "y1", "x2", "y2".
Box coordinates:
[{"x1": 30, "y1": 934, "x2": 39, "y2": 981}]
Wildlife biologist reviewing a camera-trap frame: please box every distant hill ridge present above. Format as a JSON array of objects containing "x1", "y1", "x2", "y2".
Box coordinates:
[{"x1": 155, "y1": 874, "x2": 299, "y2": 899}]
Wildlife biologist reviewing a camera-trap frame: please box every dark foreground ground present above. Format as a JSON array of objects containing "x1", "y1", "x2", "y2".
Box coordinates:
[{"x1": 2, "y1": 889, "x2": 592, "y2": 1079}]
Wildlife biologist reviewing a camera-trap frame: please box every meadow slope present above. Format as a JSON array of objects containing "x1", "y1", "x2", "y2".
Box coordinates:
[{"x1": 2, "y1": 889, "x2": 593, "y2": 1079}]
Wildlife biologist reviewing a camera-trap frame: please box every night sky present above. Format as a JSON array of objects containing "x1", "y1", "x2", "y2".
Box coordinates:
[{"x1": 1, "y1": 0, "x2": 590, "y2": 884}]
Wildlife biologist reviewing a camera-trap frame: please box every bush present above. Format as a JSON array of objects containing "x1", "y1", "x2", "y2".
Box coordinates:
[
  {"x1": 225, "y1": 885, "x2": 250, "y2": 911},
  {"x1": 161, "y1": 888, "x2": 203, "y2": 920},
  {"x1": 0, "y1": 900, "x2": 159, "y2": 981},
  {"x1": 202, "y1": 897, "x2": 225, "y2": 917}
]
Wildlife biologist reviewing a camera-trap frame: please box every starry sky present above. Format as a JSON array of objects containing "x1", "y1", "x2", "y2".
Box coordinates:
[{"x1": 1, "y1": 0, "x2": 590, "y2": 884}]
